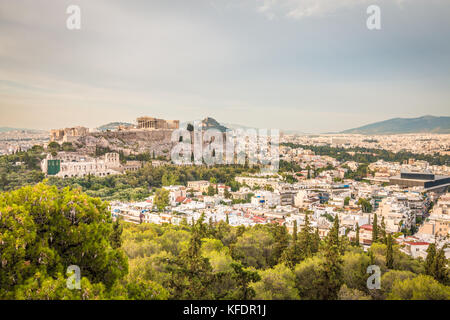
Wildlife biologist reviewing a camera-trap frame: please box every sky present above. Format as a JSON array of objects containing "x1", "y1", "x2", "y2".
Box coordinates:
[{"x1": 0, "y1": 0, "x2": 449, "y2": 133}]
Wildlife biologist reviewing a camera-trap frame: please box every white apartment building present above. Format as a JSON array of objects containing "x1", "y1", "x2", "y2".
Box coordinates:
[
  {"x1": 377, "y1": 197, "x2": 416, "y2": 233},
  {"x1": 251, "y1": 191, "x2": 280, "y2": 207}
]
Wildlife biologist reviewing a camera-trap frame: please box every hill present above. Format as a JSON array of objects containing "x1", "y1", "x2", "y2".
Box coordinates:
[
  {"x1": 181, "y1": 117, "x2": 228, "y2": 132},
  {"x1": 97, "y1": 122, "x2": 134, "y2": 131},
  {"x1": 341, "y1": 115, "x2": 450, "y2": 134}
]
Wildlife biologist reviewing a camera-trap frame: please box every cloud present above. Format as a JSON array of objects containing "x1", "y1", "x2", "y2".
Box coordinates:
[
  {"x1": 1, "y1": 0, "x2": 449, "y2": 132},
  {"x1": 253, "y1": 0, "x2": 406, "y2": 20}
]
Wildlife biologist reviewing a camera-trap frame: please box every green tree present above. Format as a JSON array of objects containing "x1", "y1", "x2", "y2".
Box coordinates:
[
  {"x1": 207, "y1": 185, "x2": 216, "y2": 196},
  {"x1": 344, "y1": 197, "x2": 350, "y2": 206},
  {"x1": 111, "y1": 218, "x2": 124, "y2": 249},
  {"x1": 433, "y1": 247, "x2": 449, "y2": 285},
  {"x1": 372, "y1": 213, "x2": 378, "y2": 243},
  {"x1": 355, "y1": 223, "x2": 360, "y2": 247},
  {"x1": 292, "y1": 220, "x2": 298, "y2": 242},
  {"x1": 161, "y1": 172, "x2": 178, "y2": 186},
  {"x1": 47, "y1": 141, "x2": 61, "y2": 151},
  {"x1": 0, "y1": 183, "x2": 128, "y2": 299},
  {"x1": 167, "y1": 217, "x2": 217, "y2": 299},
  {"x1": 338, "y1": 284, "x2": 371, "y2": 300},
  {"x1": 267, "y1": 224, "x2": 289, "y2": 266},
  {"x1": 230, "y1": 262, "x2": 260, "y2": 300},
  {"x1": 316, "y1": 217, "x2": 343, "y2": 299},
  {"x1": 294, "y1": 256, "x2": 323, "y2": 299},
  {"x1": 341, "y1": 251, "x2": 371, "y2": 292},
  {"x1": 251, "y1": 264, "x2": 299, "y2": 300},
  {"x1": 358, "y1": 198, "x2": 373, "y2": 213},
  {"x1": 311, "y1": 227, "x2": 320, "y2": 254},
  {"x1": 154, "y1": 188, "x2": 170, "y2": 212},
  {"x1": 298, "y1": 213, "x2": 314, "y2": 259},
  {"x1": 386, "y1": 233, "x2": 394, "y2": 269},
  {"x1": 232, "y1": 228, "x2": 275, "y2": 269},
  {"x1": 377, "y1": 270, "x2": 416, "y2": 300},
  {"x1": 425, "y1": 243, "x2": 436, "y2": 277},
  {"x1": 388, "y1": 275, "x2": 450, "y2": 300},
  {"x1": 380, "y1": 216, "x2": 387, "y2": 244},
  {"x1": 126, "y1": 278, "x2": 169, "y2": 300}
]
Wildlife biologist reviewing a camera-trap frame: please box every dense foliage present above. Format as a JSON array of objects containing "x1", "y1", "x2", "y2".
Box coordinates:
[
  {"x1": 281, "y1": 143, "x2": 450, "y2": 166},
  {"x1": 46, "y1": 163, "x2": 257, "y2": 202},
  {"x1": 0, "y1": 183, "x2": 129, "y2": 299},
  {"x1": 0, "y1": 145, "x2": 260, "y2": 201},
  {"x1": 0, "y1": 146, "x2": 45, "y2": 192}
]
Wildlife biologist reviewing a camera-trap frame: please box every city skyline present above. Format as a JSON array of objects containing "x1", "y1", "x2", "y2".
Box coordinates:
[{"x1": 1, "y1": 0, "x2": 450, "y2": 132}]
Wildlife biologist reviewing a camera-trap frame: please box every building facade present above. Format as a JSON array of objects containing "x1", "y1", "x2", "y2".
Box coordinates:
[{"x1": 41, "y1": 152, "x2": 121, "y2": 178}]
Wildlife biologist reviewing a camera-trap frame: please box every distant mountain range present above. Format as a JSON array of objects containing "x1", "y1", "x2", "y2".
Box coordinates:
[
  {"x1": 97, "y1": 122, "x2": 134, "y2": 131},
  {"x1": 96, "y1": 115, "x2": 450, "y2": 135},
  {"x1": 0, "y1": 127, "x2": 46, "y2": 133},
  {"x1": 340, "y1": 115, "x2": 450, "y2": 134}
]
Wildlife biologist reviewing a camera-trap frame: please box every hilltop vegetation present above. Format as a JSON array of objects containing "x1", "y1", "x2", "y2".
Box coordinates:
[
  {"x1": 0, "y1": 146, "x2": 46, "y2": 192},
  {"x1": 0, "y1": 144, "x2": 259, "y2": 200}
]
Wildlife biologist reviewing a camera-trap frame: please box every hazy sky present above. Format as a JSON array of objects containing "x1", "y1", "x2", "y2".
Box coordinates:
[{"x1": 1, "y1": 0, "x2": 449, "y2": 133}]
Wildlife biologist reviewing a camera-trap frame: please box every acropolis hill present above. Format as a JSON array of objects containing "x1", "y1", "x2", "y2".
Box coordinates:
[{"x1": 50, "y1": 116, "x2": 179, "y2": 157}]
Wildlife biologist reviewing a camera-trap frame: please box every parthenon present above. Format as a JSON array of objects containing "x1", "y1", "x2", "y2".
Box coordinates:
[{"x1": 137, "y1": 117, "x2": 179, "y2": 130}]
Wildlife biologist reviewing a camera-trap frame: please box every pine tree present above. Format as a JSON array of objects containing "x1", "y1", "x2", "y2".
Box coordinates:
[
  {"x1": 292, "y1": 220, "x2": 298, "y2": 242},
  {"x1": 230, "y1": 262, "x2": 261, "y2": 300},
  {"x1": 299, "y1": 213, "x2": 313, "y2": 259},
  {"x1": 110, "y1": 218, "x2": 123, "y2": 249},
  {"x1": 380, "y1": 216, "x2": 387, "y2": 244},
  {"x1": 197, "y1": 213, "x2": 208, "y2": 238},
  {"x1": 433, "y1": 247, "x2": 449, "y2": 285},
  {"x1": 372, "y1": 213, "x2": 378, "y2": 243},
  {"x1": 355, "y1": 223, "x2": 360, "y2": 247},
  {"x1": 312, "y1": 226, "x2": 320, "y2": 254},
  {"x1": 386, "y1": 233, "x2": 394, "y2": 269},
  {"x1": 281, "y1": 219, "x2": 303, "y2": 269},
  {"x1": 368, "y1": 249, "x2": 375, "y2": 265},
  {"x1": 226, "y1": 213, "x2": 229, "y2": 225},
  {"x1": 327, "y1": 216, "x2": 340, "y2": 248},
  {"x1": 208, "y1": 216, "x2": 215, "y2": 236},
  {"x1": 169, "y1": 215, "x2": 216, "y2": 299},
  {"x1": 317, "y1": 216, "x2": 343, "y2": 300},
  {"x1": 271, "y1": 224, "x2": 290, "y2": 266},
  {"x1": 425, "y1": 243, "x2": 437, "y2": 276}
]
